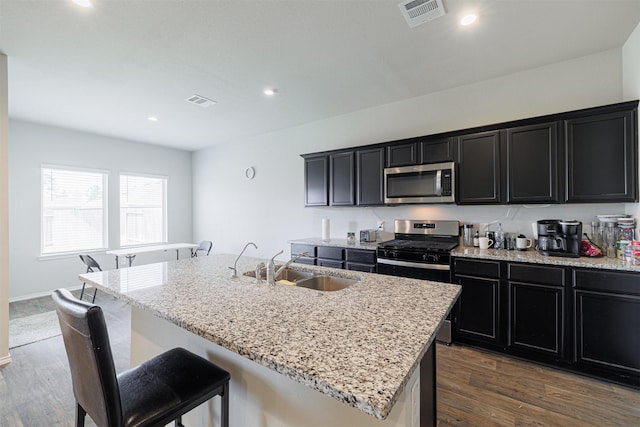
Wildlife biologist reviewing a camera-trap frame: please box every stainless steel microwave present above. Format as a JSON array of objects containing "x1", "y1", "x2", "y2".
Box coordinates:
[{"x1": 384, "y1": 162, "x2": 455, "y2": 204}]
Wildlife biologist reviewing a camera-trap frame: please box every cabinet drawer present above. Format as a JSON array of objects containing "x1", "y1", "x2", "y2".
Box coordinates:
[
  {"x1": 293, "y1": 257, "x2": 316, "y2": 266},
  {"x1": 573, "y1": 269, "x2": 640, "y2": 296},
  {"x1": 291, "y1": 244, "x2": 317, "y2": 257},
  {"x1": 317, "y1": 246, "x2": 344, "y2": 260},
  {"x1": 345, "y1": 249, "x2": 376, "y2": 264},
  {"x1": 318, "y1": 259, "x2": 344, "y2": 269},
  {"x1": 346, "y1": 262, "x2": 376, "y2": 273},
  {"x1": 508, "y1": 263, "x2": 565, "y2": 287},
  {"x1": 454, "y1": 258, "x2": 501, "y2": 279}
]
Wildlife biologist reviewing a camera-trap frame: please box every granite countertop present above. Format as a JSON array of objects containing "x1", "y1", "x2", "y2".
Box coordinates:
[
  {"x1": 290, "y1": 237, "x2": 384, "y2": 250},
  {"x1": 80, "y1": 253, "x2": 460, "y2": 420},
  {"x1": 452, "y1": 246, "x2": 640, "y2": 272}
]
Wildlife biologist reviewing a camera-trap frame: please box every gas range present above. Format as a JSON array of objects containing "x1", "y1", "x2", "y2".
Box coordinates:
[{"x1": 376, "y1": 220, "x2": 460, "y2": 279}]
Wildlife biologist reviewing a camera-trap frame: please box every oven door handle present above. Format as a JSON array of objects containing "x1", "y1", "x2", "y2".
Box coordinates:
[{"x1": 377, "y1": 258, "x2": 450, "y2": 271}]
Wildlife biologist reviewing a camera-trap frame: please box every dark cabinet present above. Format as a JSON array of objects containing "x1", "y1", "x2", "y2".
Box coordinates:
[
  {"x1": 419, "y1": 137, "x2": 455, "y2": 164},
  {"x1": 506, "y1": 122, "x2": 562, "y2": 203},
  {"x1": 329, "y1": 152, "x2": 355, "y2": 206},
  {"x1": 452, "y1": 258, "x2": 504, "y2": 346},
  {"x1": 356, "y1": 147, "x2": 385, "y2": 206},
  {"x1": 303, "y1": 155, "x2": 328, "y2": 206},
  {"x1": 291, "y1": 244, "x2": 317, "y2": 265},
  {"x1": 457, "y1": 130, "x2": 503, "y2": 204},
  {"x1": 573, "y1": 269, "x2": 640, "y2": 385},
  {"x1": 345, "y1": 248, "x2": 377, "y2": 272},
  {"x1": 507, "y1": 263, "x2": 567, "y2": 360},
  {"x1": 386, "y1": 142, "x2": 417, "y2": 167},
  {"x1": 565, "y1": 109, "x2": 638, "y2": 203}
]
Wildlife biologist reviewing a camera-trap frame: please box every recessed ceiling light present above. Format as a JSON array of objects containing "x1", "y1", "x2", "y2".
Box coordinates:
[
  {"x1": 148, "y1": 116, "x2": 158, "y2": 122},
  {"x1": 263, "y1": 88, "x2": 277, "y2": 96},
  {"x1": 72, "y1": 0, "x2": 92, "y2": 8},
  {"x1": 460, "y1": 13, "x2": 477, "y2": 26}
]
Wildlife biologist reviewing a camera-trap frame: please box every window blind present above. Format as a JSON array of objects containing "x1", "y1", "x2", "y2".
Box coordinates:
[
  {"x1": 41, "y1": 167, "x2": 107, "y2": 255},
  {"x1": 120, "y1": 174, "x2": 167, "y2": 246}
]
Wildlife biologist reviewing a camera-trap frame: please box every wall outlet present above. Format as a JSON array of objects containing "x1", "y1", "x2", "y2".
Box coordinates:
[{"x1": 377, "y1": 220, "x2": 384, "y2": 230}]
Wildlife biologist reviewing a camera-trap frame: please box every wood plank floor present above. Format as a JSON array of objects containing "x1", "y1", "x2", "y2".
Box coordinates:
[{"x1": 2, "y1": 292, "x2": 639, "y2": 426}]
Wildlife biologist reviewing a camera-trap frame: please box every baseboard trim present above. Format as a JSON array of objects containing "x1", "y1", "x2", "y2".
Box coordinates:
[
  {"x1": 10, "y1": 285, "x2": 82, "y2": 303},
  {"x1": 0, "y1": 353, "x2": 12, "y2": 368}
]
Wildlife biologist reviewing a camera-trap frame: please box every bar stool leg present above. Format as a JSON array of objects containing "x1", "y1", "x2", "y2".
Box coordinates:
[
  {"x1": 76, "y1": 403, "x2": 86, "y2": 427},
  {"x1": 221, "y1": 381, "x2": 229, "y2": 427}
]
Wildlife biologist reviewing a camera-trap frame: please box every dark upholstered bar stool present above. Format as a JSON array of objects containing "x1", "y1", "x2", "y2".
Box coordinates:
[{"x1": 52, "y1": 289, "x2": 230, "y2": 427}]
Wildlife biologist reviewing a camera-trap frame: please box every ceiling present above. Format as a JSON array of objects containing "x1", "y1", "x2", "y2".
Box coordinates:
[{"x1": 1, "y1": 1, "x2": 640, "y2": 152}]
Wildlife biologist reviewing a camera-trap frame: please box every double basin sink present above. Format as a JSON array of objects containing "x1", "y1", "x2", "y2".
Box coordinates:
[{"x1": 244, "y1": 268, "x2": 357, "y2": 292}]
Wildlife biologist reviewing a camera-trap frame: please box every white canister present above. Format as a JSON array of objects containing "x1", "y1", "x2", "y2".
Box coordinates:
[{"x1": 322, "y1": 218, "x2": 330, "y2": 241}]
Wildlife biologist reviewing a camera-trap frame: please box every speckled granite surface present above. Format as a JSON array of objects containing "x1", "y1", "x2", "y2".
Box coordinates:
[
  {"x1": 290, "y1": 237, "x2": 383, "y2": 251},
  {"x1": 452, "y1": 246, "x2": 640, "y2": 272},
  {"x1": 80, "y1": 253, "x2": 461, "y2": 420}
]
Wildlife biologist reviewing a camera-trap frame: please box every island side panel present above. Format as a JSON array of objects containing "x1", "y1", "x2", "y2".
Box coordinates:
[{"x1": 130, "y1": 306, "x2": 420, "y2": 427}]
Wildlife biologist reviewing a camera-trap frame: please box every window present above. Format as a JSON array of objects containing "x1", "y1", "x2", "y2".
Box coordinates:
[
  {"x1": 120, "y1": 174, "x2": 167, "y2": 246},
  {"x1": 41, "y1": 166, "x2": 108, "y2": 255}
]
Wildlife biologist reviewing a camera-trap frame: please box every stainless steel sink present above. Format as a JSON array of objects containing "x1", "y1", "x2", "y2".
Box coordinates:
[
  {"x1": 295, "y1": 275, "x2": 356, "y2": 291},
  {"x1": 243, "y1": 268, "x2": 314, "y2": 283},
  {"x1": 243, "y1": 268, "x2": 357, "y2": 291}
]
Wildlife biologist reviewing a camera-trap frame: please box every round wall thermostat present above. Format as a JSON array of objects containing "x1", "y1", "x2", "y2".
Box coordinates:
[{"x1": 245, "y1": 167, "x2": 255, "y2": 180}]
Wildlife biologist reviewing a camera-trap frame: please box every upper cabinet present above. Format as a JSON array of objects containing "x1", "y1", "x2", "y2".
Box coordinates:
[
  {"x1": 420, "y1": 137, "x2": 455, "y2": 164},
  {"x1": 386, "y1": 142, "x2": 417, "y2": 167},
  {"x1": 565, "y1": 108, "x2": 638, "y2": 203},
  {"x1": 457, "y1": 130, "x2": 503, "y2": 204},
  {"x1": 506, "y1": 122, "x2": 562, "y2": 204},
  {"x1": 356, "y1": 147, "x2": 385, "y2": 206},
  {"x1": 329, "y1": 151, "x2": 355, "y2": 206},
  {"x1": 303, "y1": 154, "x2": 328, "y2": 206},
  {"x1": 301, "y1": 100, "x2": 638, "y2": 207}
]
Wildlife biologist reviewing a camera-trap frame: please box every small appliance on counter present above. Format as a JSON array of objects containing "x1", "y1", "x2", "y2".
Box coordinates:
[
  {"x1": 359, "y1": 229, "x2": 376, "y2": 242},
  {"x1": 537, "y1": 219, "x2": 582, "y2": 258}
]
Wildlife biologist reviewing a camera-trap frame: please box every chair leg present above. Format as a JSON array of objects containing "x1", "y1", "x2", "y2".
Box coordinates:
[
  {"x1": 79, "y1": 283, "x2": 87, "y2": 301},
  {"x1": 76, "y1": 403, "x2": 86, "y2": 427},
  {"x1": 90, "y1": 287, "x2": 98, "y2": 303},
  {"x1": 175, "y1": 416, "x2": 184, "y2": 427},
  {"x1": 221, "y1": 381, "x2": 229, "y2": 427}
]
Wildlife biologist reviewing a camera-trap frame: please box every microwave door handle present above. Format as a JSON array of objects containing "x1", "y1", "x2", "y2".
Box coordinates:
[{"x1": 435, "y1": 170, "x2": 443, "y2": 196}]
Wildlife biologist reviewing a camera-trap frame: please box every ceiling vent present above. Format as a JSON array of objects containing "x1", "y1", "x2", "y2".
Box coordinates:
[
  {"x1": 398, "y1": 0, "x2": 446, "y2": 28},
  {"x1": 185, "y1": 94, "x2": 216, "y2": 108}
]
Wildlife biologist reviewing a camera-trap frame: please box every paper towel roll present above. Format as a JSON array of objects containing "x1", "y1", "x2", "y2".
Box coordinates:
[{"x1": 322, "y1": 218, "x2": 330, "y2": 241}]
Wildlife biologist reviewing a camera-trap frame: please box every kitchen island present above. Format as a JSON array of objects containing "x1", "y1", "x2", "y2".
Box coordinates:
[{"x1": 80, "y1": 253, "x2": 460, "y2": 427}]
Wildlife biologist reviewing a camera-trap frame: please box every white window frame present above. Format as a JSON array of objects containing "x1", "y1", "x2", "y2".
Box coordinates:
[
  {"x1": 119, "y1": 172, "x2": 168, "y2": 247},
  {"x1": 40, "y1": 164, "x2": 109, "y2": 257}
]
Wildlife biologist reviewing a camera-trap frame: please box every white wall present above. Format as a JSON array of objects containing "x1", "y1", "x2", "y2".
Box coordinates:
[
  {"x1": 193, "y1": 48, "x2": 630, "y2": 262},
  {"x1": 8, "y1": 120, "x2": 193, "y2": 299},
  {"x1": 1, "y1": 54, "x2": 11, "y2": 366}
]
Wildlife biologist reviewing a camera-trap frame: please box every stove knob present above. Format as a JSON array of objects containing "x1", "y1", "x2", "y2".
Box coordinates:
[{"x1": 426, "y1": 254, "x2": 439, "y2": 263}]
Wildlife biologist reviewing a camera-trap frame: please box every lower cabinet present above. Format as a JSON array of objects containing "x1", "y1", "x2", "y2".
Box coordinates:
[
  {"x1": 508, "y1": 263, "x2": 568, "y2": 360},
  {"x1": 291, "y1": 244, "x2": 376, "y2": 272},
  {"x1": 573, "y1": 269, "x2": 640, "y2": 386},
  {"x1": 452, "y1": 258, "x2": 505, "y2": 347},
  {"x1": 452, "y1": 257, "x2": 640, "y2": 387}
]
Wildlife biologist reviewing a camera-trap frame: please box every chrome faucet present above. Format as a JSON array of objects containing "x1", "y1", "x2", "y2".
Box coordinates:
[
  {"x1": 229, "y1": 242, "x2": 258, "y2": 278},
  {"x1": 266, "y1": 251, "x2": 309, "y2": 286},
  {"x1": 266, "y1": 250, "x2": 284, "y2": 286},
  {"x1": 254, "y1": 261, "x2": 265, "y2": 283}
]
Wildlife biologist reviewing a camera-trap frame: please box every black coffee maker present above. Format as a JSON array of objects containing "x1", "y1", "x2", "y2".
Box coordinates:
[{"x1": 537, "y1": 219, "x2": 582, "y2": 258}]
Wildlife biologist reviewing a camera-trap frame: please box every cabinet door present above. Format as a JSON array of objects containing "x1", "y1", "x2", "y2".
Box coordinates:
[
  {"x1": 419, "y1": 138, "x2": 454, "y2": 164},
  {"x1": 329, "y1": 151, "x2": 355, "y2": 206},
  {"x1": 509, "y1": 281, "x2": 564, "y2": 357},
  {"x1": 304, "y1": 155, "x2": 328, "y2": 206},
  {"x1": 565, "y1": 109, "x2": 637, "y2": 202},
  {"x1": 575, "y1": 290, "x2": 640, "y2": 379},
  {"x1": 573, "y1": 268, "x2": 640, "y2": 383},
  {"x1": 506, "y1": 122, "x2": 562, "y2": 203},
  {"x1": 457, "y1": 130, "x2": 503, "y2": 204},
  {"x1": 453, "y1": 275, "x2": 503, "y2": 345},
  {"x1": 386, "y1": 142, "x2": 418, "y2": 167},
  {"x1": 356, "y1": 147, "x2": 384, "y2": 205}
]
